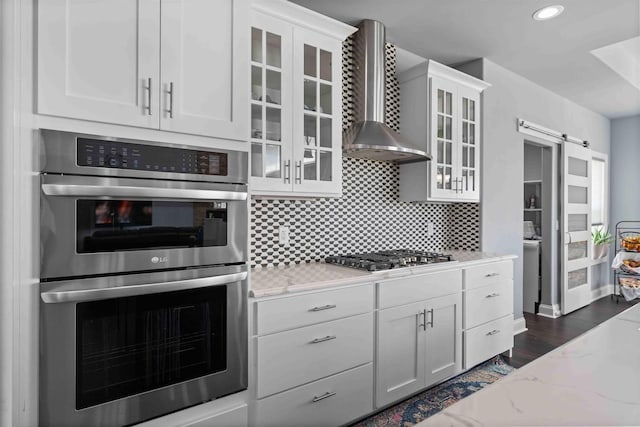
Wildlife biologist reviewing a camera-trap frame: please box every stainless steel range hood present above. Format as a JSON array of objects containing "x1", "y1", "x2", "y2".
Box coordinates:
[{"x1": 343, "y1": 20, "x2": 431, "y2": 163}]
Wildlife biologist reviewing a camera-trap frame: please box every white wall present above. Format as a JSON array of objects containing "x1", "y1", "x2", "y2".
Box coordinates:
[
  {"x1": 611, "y1": 116, "x2": 640, "y2": 229},
  {"x1": 457, "y1": 58, "x2": 611, "y2": 321}
]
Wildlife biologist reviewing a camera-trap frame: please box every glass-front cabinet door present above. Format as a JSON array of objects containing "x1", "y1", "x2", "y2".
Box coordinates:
[
  {"x1": 249, "y1": 13, "x2": 292, "y2": 193},
  {"x1": 458, "y1": 86, "x2": 480, "y2": 201},
  {"x1": 429, "y1": 76, "x2": 458, "y2": 201},
  {"x1": 292, "y1": 29, "x2": 342, "y2": 195}
]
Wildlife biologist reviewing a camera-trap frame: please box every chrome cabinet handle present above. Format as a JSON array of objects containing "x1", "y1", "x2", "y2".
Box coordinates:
[
  {"x1": 427, "y1": 308, "x2": 434, "y2": 328},
  {"x1": 453, "y1": 178, "x2": 458, "y2": 193},
  {"x1": 310, "y1": 335, "x2": 336, "y2": 344},
  {"x1": 418, "y1": 309, "x2": 427, "y2": 331},
  {"x1": 284, "y1": 160, "x2": 291, "y2": 184},
  {"x1": 145, "y1": 78, "x2": 152, "y2": 115},
  {"x1": 295, "y1": 160, "x2": 302, "y2": 184},
  {"x1": 309, "y1": 304, "x2": 336, "y2": 312},
  {"x1": 167, "y1": 82, "x2": 174, "y2": 118},
  {"x1": 486, "y1": 329, "x2": 500, "y2": 336},
  {"x1": 311, "y1": 391, "x2": 336, "y2": 403},
  {"x1": 485, "y1": 293, "x2": 500, "y2": 298},
  {"x1": 485, "y1": 273, "x2": 500, "y2": 277}
]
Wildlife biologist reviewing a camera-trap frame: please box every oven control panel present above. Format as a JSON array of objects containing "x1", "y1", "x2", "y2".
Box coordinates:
[{"x1": 76, "y1": 138, "x2": 228, "y2": 176}]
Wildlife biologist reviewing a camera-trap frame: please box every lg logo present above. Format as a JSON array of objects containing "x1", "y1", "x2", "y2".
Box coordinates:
[{"x1": 151, "y1": 256, "x2": 168, "y2": 264}]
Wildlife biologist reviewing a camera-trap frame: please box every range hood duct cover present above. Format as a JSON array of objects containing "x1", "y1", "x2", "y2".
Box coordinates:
[{"x1": 343, "y1": 20, "x2": 430, "y2": 163}]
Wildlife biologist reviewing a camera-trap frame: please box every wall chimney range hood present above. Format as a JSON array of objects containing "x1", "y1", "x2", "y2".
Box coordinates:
[{"x1": 343, "y1": 20, "x2": 431, "y2": 163}]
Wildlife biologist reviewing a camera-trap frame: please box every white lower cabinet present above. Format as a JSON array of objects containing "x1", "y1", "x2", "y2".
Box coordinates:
[
  {"x1": 254, "y1": 364, "x2": 373, "y2": 427},
  {"x1": 376, "y1": 277, "x2": 462, "y2": 408},
  {"x1": 463, "y1": 314, "x2": 513, "y2": 369}
]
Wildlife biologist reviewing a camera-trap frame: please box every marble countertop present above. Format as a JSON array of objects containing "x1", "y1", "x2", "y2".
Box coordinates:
[
  {"x1": 250, "y1": 251, "x2": 517, "y2": 298},
  {"x1": 417, "y1": 303, "x2": 640, "y2": 426}
]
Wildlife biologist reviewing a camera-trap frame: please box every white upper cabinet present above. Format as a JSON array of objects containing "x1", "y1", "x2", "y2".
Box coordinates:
[
  {"x1": 38, "y1": 0, "x2": 248, "y2": 141},
  {"x1": 249, "y1": 0, "x2": 356, "y2": 197},
  {"x1": 399, "y1": 60, "x2": 489, "y2": 202}
]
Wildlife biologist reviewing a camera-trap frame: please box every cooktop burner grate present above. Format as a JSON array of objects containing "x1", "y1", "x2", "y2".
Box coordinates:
[{"x1": 325, "y1": 249, "x2": 454, "y2": 271}]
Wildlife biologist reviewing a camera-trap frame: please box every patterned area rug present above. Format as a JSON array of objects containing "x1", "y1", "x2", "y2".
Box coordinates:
[{"x1": 352, "y1": 356, "x2": 515, "y2": 427}]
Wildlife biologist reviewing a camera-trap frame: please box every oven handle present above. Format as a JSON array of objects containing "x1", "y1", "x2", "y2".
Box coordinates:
[
  {"x1": 41, "y1": 271, "x2": 248, "y2": 303},
  {"x1": 41, "y1": 183, "x2": 247, "y2": 201}
]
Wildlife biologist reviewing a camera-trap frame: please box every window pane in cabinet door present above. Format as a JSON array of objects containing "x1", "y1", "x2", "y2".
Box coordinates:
[
  {"x1": 437, "y1": 115, "x2": 444, "y2": 139},
  {"x1": 470, "y1": 100, "x2": 475, "y2": 121},
  {"x1": 445, "y1": 117, "x2": 452, "y2": 140},
  {"x1": 320, "y1": 151, "x2": 332, "y2": 181},
  {"x1": 446, "y1": 141, "x2": 452, "y2": 165},
  {"x1": 462, "y1": 122, "x2": 468, "y2": 143},
  {"x1": 265, "y1": 144, "x2": 281, "y2": 178},
  {"x1": 462, "y1": 146, "x2": 468, "y2": 167},
  {"x1": 446, "y1": 92, "x2": 452, "y2": 115},
  {"x1": 265, "y1": 107, "x2": 281, "y2": 142},
  {"x1": 251, "y1": 143, "x2": 263, "y2": 177},
  {"x1": 320, "y1": 49, "x2": 332, "y2": 81},
  {"x1": 462, "y1": 169, "x2": 468, "y2": 191},
  {"x1": 304, "y1": 45, "x2": 317, "y2": 77},
  {"x1": 251, "y1": 28, "x2": 262, "y2": 63},
  {"x1": 319, "y1": 118, "x2": 332, "y2": 148},
  {"x1": 304, "y1": 150, "x2": 317, "y2": 180},
  {"x1": 265, "y1": 32, "x2": 281, "y2": 67},
  {"x1": 304, "y1": 79, "x2": 317, "y2": 112},
  {"x1": 319, "y1": 83, "x2": 332, "y2": 114},
  {"x1": 445, "y1": 167, "x2": 452, "y2": 189},
  {"x1": 437, "y1": 140, "x2": 444, "y2": 163},
  {"x1": 438, "y1": 90, "x2": 444, "y2": 113},
  {"x1": 462, "y1": 98, "x2": 468, "y2": 120},
  {"x1": 437, "y1": 166, "x2": 444, "y2": 189},
  {"x1": 251, "y1": 104, "x2": 262, "y2": 139},
  {"x1": 470, "y1": 170, "x2": 475, "y2": 191},
  {"x1": 470, "y1": 123, "x2": 476, "y2": 144},
  {"x1": 251, "y1": 66, "x2": 262, "y2": 101},
  {"x1": 304, "y1": 114, "x2": 317, "y2": 146},
  {"x1": 470, "y1": 147, "x2": 475, "y2": 167},
  {"x1": 265, "y1": 70, "x2": 281, "y2": 105}
]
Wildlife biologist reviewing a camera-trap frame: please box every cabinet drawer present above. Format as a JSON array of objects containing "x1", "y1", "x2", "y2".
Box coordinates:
[
  {"x1": 463, "y1": 261, "x2": 513, "y2": 290},
  {"x1": 254, "y1": 363, "x2": 373, "y2": 427},
  {"x1": 464, "y1": 314, "x2": 513, "y2": 369},
  {"x1": 255, "y1": 284, "x2": 373, "y2": 335},
  {"x1": 256, "y1": 312, "x2": 373, "y2": 398},
  {"x1": 464, "y1": 281, "x2": 513, "y2": 329},
  {"x1": 378, "y1": 269, "x2": 462, "y2": 309}
]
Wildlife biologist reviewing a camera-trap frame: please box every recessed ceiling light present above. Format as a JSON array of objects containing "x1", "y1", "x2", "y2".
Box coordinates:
[{"x1": 532, "y1": 5, "x2": 565, "y2": 21}]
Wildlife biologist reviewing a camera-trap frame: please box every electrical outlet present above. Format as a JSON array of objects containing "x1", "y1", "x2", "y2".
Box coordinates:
[
  {"x1": 278, "y1": 226, "x2": 290, "y2": 246},
  {"x1": 426, "y1": 222, "x2": 435, "y2": 237}
]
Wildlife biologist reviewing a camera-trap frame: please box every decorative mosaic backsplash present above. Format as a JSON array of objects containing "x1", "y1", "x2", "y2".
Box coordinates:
[
  {"x1": 249, "y1": 38, "x2": 480, "y2": 268},
  {"x1": 251, "y1": 158, "x2": 479, "y2": 268}
]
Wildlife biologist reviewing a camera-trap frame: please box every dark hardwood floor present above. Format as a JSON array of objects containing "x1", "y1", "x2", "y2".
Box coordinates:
[{"x1": 503, "y1": 295, "x2": 639, "y2": 368}]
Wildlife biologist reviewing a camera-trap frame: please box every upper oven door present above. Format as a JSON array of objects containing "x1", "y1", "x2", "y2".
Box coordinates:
[{"x1": 40, "y1": 174, "x2": 248, "y2": 279}]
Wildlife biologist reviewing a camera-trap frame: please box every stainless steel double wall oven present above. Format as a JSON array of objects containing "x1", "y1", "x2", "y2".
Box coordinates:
[{"x1": 39, "y1": 130, "x2": 249, "y2": 427}]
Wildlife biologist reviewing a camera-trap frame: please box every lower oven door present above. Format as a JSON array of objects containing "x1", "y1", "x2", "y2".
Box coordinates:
[
  {"x1": 39, "y1": 265, "x2": 248, "y2": 427},
  {"x1": 40, "y1": 174, "x2": 248, "y2": 279}
]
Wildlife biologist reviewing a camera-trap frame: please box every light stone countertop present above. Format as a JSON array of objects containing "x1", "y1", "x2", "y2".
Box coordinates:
[
  {"x1": 250, "y1": 250, "x2": 517, "y2": 298},
  {"x1": 416, "y1": 303, "x2": 640, "y2": 427}
]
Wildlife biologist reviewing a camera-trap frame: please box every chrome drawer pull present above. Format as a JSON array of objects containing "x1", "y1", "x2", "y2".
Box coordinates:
[
  {"x1": 309, "y1": 304, "x2": 337, "y2": 312},
  {"x1": 485, "y1": 293, "x2": 500, "y2": 298},
  {"x1": 486, "y1": 329, "x2": 500, "y2": 336},
  {"x1": 311, "y1": 391, "x2": 336, "y2": 403},
  {"x1": 485, "y1": 272, "x2": 500, "y2": 277},
  {"x1": 418, "y1": 309, "x2": 427, "y2": 331},
  {"x1": 310, "y1": 335, "x2": 336, "y2": 344}
]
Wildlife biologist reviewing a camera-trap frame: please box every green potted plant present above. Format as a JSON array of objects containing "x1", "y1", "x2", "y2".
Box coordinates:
[{"x1": 592, "y1": 226, "x2": 614, "y2": 259}]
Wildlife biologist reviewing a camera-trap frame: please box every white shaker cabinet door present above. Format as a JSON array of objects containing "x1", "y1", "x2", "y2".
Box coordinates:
[
  {"x1": 160, "y1": 0, "x2": 249, "y2": 140},
  {"x1": 38, "y1": 0, "x2": 160, "y2": 128},
  {"x1": 424, "y1": 292, "x2": 462, "y2": 387},
  {"x1": 376, "y1": 301, "x2": 426, "y2": 408}
]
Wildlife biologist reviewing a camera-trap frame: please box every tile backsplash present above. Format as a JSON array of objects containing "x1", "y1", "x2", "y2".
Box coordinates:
[{"x1": 250, "y1": 157, "x2": 479, "y2": 268}]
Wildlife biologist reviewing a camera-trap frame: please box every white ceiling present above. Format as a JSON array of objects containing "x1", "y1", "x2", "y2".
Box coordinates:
[{"x1": 290, "y1": 0, "x2": 640, "y2": 119}]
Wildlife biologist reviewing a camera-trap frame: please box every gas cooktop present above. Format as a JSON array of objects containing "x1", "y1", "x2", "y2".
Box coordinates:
[{"x1": 325, "y1": 249, "x2": 454, "y2": 272}]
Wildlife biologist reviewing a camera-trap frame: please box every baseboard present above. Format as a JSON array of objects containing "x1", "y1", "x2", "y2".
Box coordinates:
[
  {"x1": 591, "y1": 284, "x2": 614, "y2": 302},
  {"x1": 513, "y1": 317, "x2": 527, "y2": 335},
  {"x1": 537, "y1": 303, "x2": 561, "y2": 319}
]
